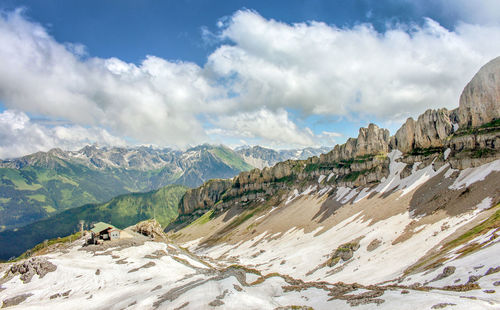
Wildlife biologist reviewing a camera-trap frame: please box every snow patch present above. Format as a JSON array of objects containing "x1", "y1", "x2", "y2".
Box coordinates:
[
  {"x1": 450, "y1": 159, "x2": 500, "y2": 190},
  {"x1": 318, "y1": 175, "x2": 326, "y2": 184},
  {"x1": 443, "y1": 148, "x2": 451, "y2": 160},
  {"x1": 476, "y1": 197, "x2": 492, "y2": 211},
  {"x1": 327, "y1": 172, "x2": 335, "y2": 182}
]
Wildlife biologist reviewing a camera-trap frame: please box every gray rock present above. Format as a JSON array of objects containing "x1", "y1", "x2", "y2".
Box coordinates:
[{"x1": 459, "y1": 56, "x2": 500, "y2": 128}]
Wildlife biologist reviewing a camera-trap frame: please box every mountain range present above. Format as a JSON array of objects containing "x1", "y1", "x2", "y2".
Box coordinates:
[
  {"x1": 0, "y1": 57, "x2": 499, "y2": 309},
  {"x1": 0, "y1": 144, "x2": 327, "y2": 231}
]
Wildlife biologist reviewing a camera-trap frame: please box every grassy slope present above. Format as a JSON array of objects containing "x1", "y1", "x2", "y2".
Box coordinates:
[
  {"x1": 0, "y1": 162, "x2": 182, "y2": 230},
  {"x1": 210, "y1": 146, "x2": 254, "y2": 172},
  {"x1": 0, "y1": 184, "x2": 187, "y2": 260},
  {"x1": 0, "y1": 147, "x2": 254, "y2": 231}
]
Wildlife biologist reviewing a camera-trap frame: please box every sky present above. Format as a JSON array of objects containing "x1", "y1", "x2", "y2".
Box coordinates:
[{"x1": 0, "y1": 0, "x2": 499, "y2": 159}]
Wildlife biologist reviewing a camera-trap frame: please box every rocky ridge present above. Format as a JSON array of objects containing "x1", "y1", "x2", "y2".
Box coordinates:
[{"x1": 174, "y1": 56, "x2": 500, "y2": 221}]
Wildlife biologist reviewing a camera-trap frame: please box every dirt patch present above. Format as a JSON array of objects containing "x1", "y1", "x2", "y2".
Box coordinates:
[
  {"x1": 233, "y1": 284, "x2": 243, "y2": 291},
  {"x1": 429, "y1": 266, "x2": 456, "y2": 283},
  {"x1": 485, "y1": 266, "x2": 500, "y2": 275},
  {"x1": 144, "y1": 250, "x2": 168, "y2": 259},
  {"x1": 80, "y1": 235, "x2": 148, "y2": 254},
  {"x1": 151, "y1": 285, "x2": 162, "y2": 292},
  {"x1": 128, "y1": 262, "x2": 156, "y2": 273},
  {"x1": 409, "y1": 169, "x2": 500, "y2": 217},
  {"x1": 431, "y1": 303, "x2": 456, "y2": 309},
  {"x1": 208, "y1": 299, "x2": 224, "y2": 307},
  {"x1": 366, "y1": 239, "x2": 381, "y2": 251},
  {"x1": 1, "y1": 293, "x2": 33, "y2": 308},
  {"x1": 174, "y1": 302, "x2": 189, "y2": 310},
  {"x1": 115, "y1": 258, "x2": 128, "y2": 265},
  {"x1": 312, "y1": 193, "x2": 344, "y2": 222},
  {"x1": 342, "y1": 290, "x2": 385, "y2": 307}
]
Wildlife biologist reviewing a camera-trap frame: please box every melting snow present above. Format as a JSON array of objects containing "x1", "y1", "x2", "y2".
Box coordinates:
[
  {"x1": 450, "y1": 159, "x2": 500, "y2": 189},
  {"x1": 318, "y1": 175, "x2": 326, "y2": 184}
]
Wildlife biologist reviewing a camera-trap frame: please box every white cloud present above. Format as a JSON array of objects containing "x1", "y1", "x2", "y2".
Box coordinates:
[
  {"x1": 207, "y1": 108, "x2": 317, "y2": 148},
  {"x1": 207, "y1": 10, "x2": 500, "y2": 121},
  {"x1": 1, "y1": 9, "x2": 500, "y2": 157},
  {"x1": 0, "y1": 9, "x2": 217, "y2": 147},
  {"x1": 0, "y1": 110, "x2": 126, "y2": 159}
]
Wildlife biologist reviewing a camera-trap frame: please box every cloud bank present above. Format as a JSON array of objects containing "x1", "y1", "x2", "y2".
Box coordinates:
[
  {"x1": 0, "y1": 110, "x2": 126, "y2": 159},
  {"x1": 0, "y1": 8, "x2": 499, "y2": 157}
]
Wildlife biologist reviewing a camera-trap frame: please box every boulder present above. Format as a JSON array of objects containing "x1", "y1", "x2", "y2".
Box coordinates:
[{"x1": 133, "y1": 219, "x2": 166, "y2": 239}]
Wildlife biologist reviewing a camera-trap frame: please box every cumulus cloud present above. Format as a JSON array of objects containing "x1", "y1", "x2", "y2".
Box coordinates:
[
  {"x1": 1, "y1": 9, "x2": 500, "y2": 157},
  {"x1": 0, "y1": 110, "x2": 126, "y2": 159},
  {"x1": 207, "y1": 108, "x2": 317, "y2": 148},
  {"x1": 0, "y1": 9, "x2": 217, "y2": 147},
  {"x1": 208, "y1": 10, "x2": 500, "y2": 121}
]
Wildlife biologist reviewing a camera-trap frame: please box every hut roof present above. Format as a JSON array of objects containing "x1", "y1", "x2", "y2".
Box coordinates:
[{"x1": 91, "y1": 222, "x2": 117, "y2": 234}]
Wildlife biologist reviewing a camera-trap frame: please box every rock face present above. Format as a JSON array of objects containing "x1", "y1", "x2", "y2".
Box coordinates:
[
  {"x1": 175, "y1": 56, "x2": 500, "y2": 220},
  {"x1": 391, "y1": 109, "x2": 454, "y2": 153},
  {"x1": 320, "y1": 124, "x2": 390, "y2": 162},
  {"x1": 179, "y1": 179, "x2": 232, "y2": 215},
  {"x1": 459, "y1": 56, "x2": 500, "y2": 128},
  {"x1": 7, "y1": 257, "x2": 57, "y2": 283}
]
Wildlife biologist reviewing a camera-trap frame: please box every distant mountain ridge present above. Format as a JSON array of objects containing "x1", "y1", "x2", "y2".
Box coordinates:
[
  {"x1": 0, "y1": 144, "x2": 329, "y2": 231},
  {"x1": 236, "y1": 145, "x2": 331, "y2": 169}
]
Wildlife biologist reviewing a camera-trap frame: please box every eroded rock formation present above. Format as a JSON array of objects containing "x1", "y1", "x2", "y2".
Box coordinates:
[
  {"x1": 459, "y1": 56, "x2": 500, "y2": 128},
  {"x1": 176, "y1": 56, "x2": 500, "y2": 219}
]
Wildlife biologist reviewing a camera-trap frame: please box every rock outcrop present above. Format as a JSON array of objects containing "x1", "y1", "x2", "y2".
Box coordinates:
[
  {"x1": 390, "y1": 108, "x2": 454, "y2": 153},
  {"x1": 179, "y1": 179, "x2": 232, "y2": 215},
  {"x1": 133, "y1": 219, "x2": 166, "y2": 239},
  {"x1": 459, "y1": 56, "x2": 500, "y2": 128},
  {"x1": 174, "y1": 56, "x2": 500, "y2": 220},
  {"x1": 6, "y1": 257, "x2": 57, "y2": 283},
  {"x1": 320, "y1": 124, "x2": 390, "y2": 162}
]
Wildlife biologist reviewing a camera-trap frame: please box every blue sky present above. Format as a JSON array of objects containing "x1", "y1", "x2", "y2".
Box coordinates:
[
  {"x1": 0, "y1": 0, "x2": 499, "y2": 158},
  {"x1": 0, "y1": 0, "x2": 465, "y2": 65}
]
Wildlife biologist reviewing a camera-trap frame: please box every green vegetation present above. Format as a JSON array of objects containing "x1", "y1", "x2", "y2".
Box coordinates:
[
  {"x1": 304, "y1": 163, "x2": 320, "y2": 173},
  {"x1": 343, "y1": 171, "x2": 362, "y2": 182},
  {"x1": 13, "y1": 231, "x2": 82, "y2": 262},
  {"x1": 0, "y1": 146, "x2": 255, "y2": 231},
  {"x1": 274, "y1": 175, "x2": 296, "y2": 185},
  {"x1": 408, "y1": 147, "x2": 444, "y2": 157},
  {"x1": 405, "y1": 203, "x2": 500, "y2": 275},
  {"x1": 442, "y1": 204, "x2": 500, "y2": 254},
  {"x1": 471, "y1": 148, "x2": 496, "y2": 158},
  {"x1": 189, "y1": 210, "x2": 214, "y2": 226},
  {"x1": 454, "y1": 118, "x2": 500, "y2": 137},
  {"x1": 210, "y1": 146, "x2": 253, "y2": 171},
  {"x1": 0, "y1": 184, "x2": 187, "y2": 260},
  {"x1": 0, "y1": 163, "x2": 182, "y2": 230}
]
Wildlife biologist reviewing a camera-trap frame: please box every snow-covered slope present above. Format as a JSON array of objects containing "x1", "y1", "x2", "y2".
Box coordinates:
[{"x1": 2, "y1": 155, "x2": 498, "y2": 309}]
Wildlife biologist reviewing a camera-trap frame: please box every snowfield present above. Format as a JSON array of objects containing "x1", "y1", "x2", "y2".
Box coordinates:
[{"x1": 1, "y1": 158, "x2": 499, "y2": 309}]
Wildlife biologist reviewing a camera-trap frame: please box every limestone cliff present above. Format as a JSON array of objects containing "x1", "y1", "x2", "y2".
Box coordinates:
[
  {"x1": 178, "y1": 179, "x2": 232, "y2": 215},
  {"x1": 320, "y1": 124, "x2": 390, "y2": 162},
  {"x1": 390, "y1": 108, "x2": 454, "y2": 153},
  {"x1": 175, "y1": 56, "x2": 500, "y2": 219},
  {"x1": 459, "y1": 56, "x2": 500, "y2": 128}
]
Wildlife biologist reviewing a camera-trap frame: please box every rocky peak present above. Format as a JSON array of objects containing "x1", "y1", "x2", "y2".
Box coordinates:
[
  {"x1": 459, "y1": 56, "x2": 500, "y2": 128},
  {"x1": 391, "y1": 108, "x2": 454, "y2": 153},
  {"x1": 320, "y1": 123, "x2": 389, "y2": 163}
]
